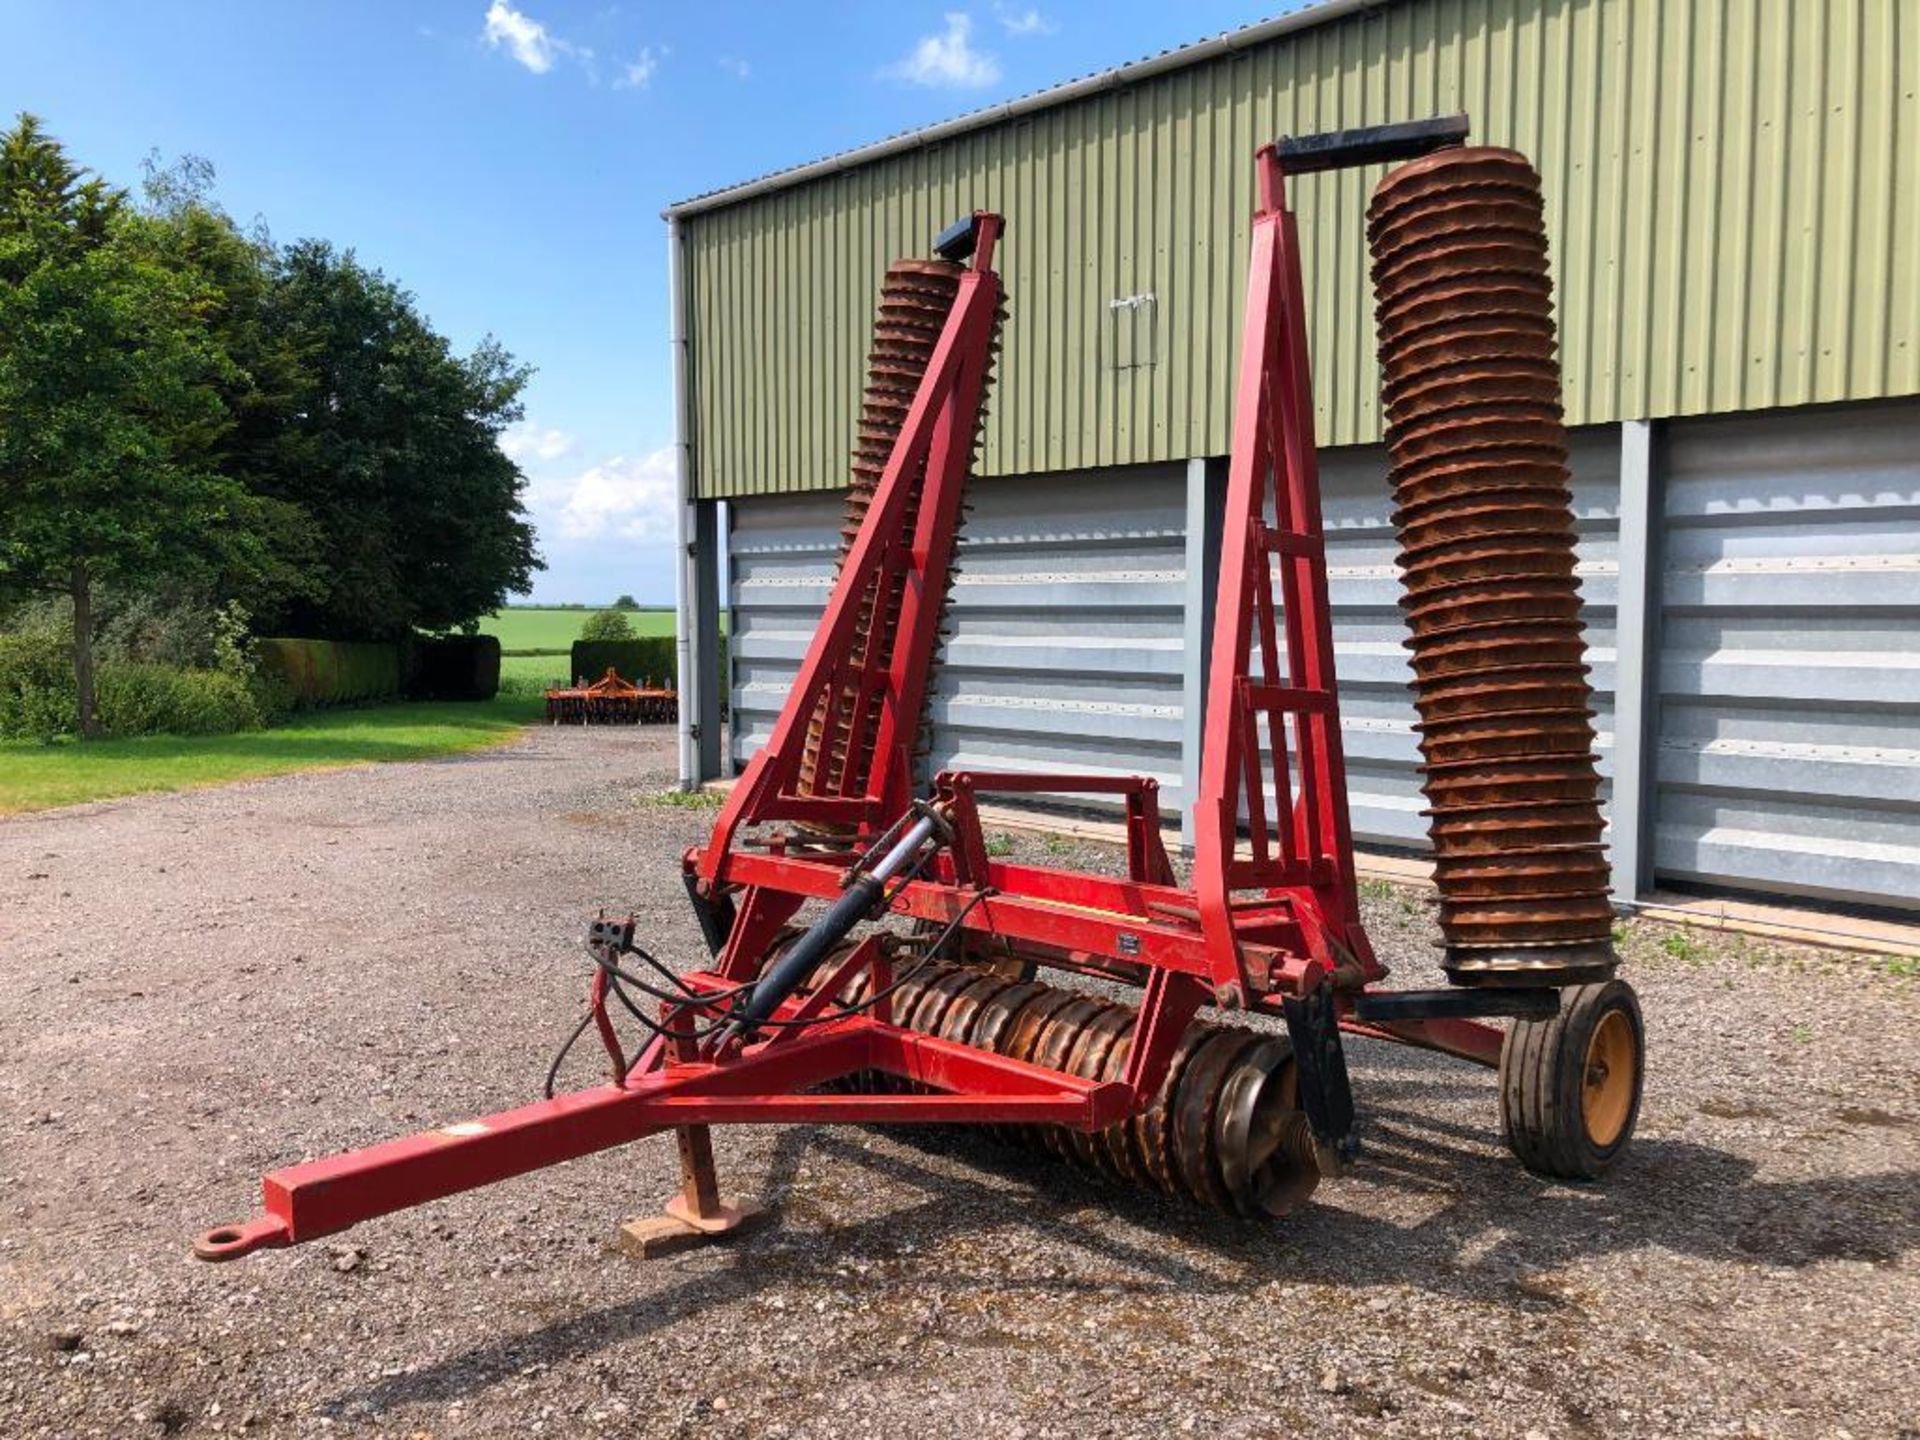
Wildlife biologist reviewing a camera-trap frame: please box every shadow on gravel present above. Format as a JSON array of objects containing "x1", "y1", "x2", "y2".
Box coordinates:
[{"x1": 330, "y1": 1073, "x2": 1920, "y2": 1421}]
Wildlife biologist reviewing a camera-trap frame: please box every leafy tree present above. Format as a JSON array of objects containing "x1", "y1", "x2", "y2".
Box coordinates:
[
  {"x1": 612, "y1": 593, "x2": 639, "y2": 610},
  {"x1": 250, "y1": 241, "x2": 540, "y2": 638},
  {"x1": 579, "y1": 608, "x2": 634, "y2": 642},
  {"x1": 0, "y1": 115, "x2": 260, "y2": 737},
  {"x1": 136, "y1": 154, "x2": 320, "y2": 619},
  {"x1": 1, "y1": 116, "x2": 542, "y2": 746}
]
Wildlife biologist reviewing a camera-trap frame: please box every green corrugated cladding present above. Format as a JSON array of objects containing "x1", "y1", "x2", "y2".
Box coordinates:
[{"x1": 680, "y1": 0, "x2": 1919, "y2": 500}]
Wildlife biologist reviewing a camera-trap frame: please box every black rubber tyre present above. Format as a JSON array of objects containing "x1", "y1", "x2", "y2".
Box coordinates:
[{"x1": 1499, "y1": 977, "x2": 1644, "y2": 1179}]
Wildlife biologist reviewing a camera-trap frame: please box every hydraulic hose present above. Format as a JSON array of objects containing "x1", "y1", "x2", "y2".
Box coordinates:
[{"x1": 727, "y1": 813, "x2": 943, "y2": 1038}]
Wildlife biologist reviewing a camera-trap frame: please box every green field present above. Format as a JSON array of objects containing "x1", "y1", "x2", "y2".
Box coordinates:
[
  {"x1": 481, "y1": 607, "x2": 724, "y2": 690},
  {"x1": 480, "y1": 606, "x2": 676, "y2": 652},
  {"x1": 499, "y1": 650, "x2": 575, "y2": 687},
  {"x1": 481, "y1": 607, "x2": 678, "y2": 689},
  {"x1": 0, "y1": 696, "x2": 543, "y2": 815}
]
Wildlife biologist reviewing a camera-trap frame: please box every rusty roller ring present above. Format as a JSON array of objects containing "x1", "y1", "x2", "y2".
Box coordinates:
[
  {"x1": 1134, "y1": 1024, "x2": 1218, "y2": 1199},
  {"x1": 1373, "y1": 239, "x2": 1553, "y2": 294},
  {"x1": 1169, "y1": 1029, "x2": 1264, "y2": 1211},
  {"x1": 1377, "y1": 285, "x2": 1557, "y2": 338},
  {"x1": 1415, "y1": 716, "x2": 1602, "y2": 760},
  {"x1": 1030, "y1": 1000, "x2": 1107, "y2": 1165},
  {"x1": 936, "y1": 972, "x2": 1024, "y2": 1050},
  {"x1": 1082, "y1": 1016, "x2": 1149, "y2": 1185},
  {"x1": 1214, "y1": 1036, "x2": 1319, "y2": 1219},
  {"x1": 1376, "y1": 273, "x2": 1554, "y2": 329},
  {"x1": 1398, "y1": 579, "x2": 1587, "y2": 623},
  {"x1": 1408, "y1": 645, "x2": 1593, "y2": 688},
  {"x1": 1384, "y1": 360, "x2": 1565, "y2": 417},
  {"x1": 1398, "y1": 556, "x2": 1582, "y2": 598},
  {"x1": 1376, "y1": 271, "x2": 1557, "y2": 322},
  {"x1": 1438, "y1": 887, "x2": 1615, "y2": 919},
  {"x1": 1396, "y1": 516, "x2": 1581, "y2": 565},
  {"x1": 1398, "y1": 535, "x2": 1581, "y2": 573},
  {"x1": 1386, "y1": 423, "x2": 1570, "y2": 471},
  {"x1": 1427, "y1": 802, "x2": 1607, "y2": 840},
  {"x1": 1370, "y1": 164, "x2": 1546, "y2": 216},
  {"x1": 1397, "y1": 568, "x2": 1589, "y2": 622},
  {"x1": 1413, "y1": 678, "x2": 1595, "y2": 725},
  {"x1": 1392, "y1": 471, "x2": 1575, "y2": 513},
  {"x1": 1420, "y1": 687, "x2": 1597, "y2": 733},
  {"x1": 1404, "y1": 618, "x2": 1590, "y2": 654},
  {"x1": 965, "y1": 979, "x2": 1049, "y2": 1058},
  {"x1": 1420, "y1": 737, "x2": 1600, "y2": 772},
  {"x1": 989, "y1": 989, "x2": 1082, "y2": 1145},
  {"x1": 1369, "y1": 193, "x2": 1550, "y2": 246},
  {"x1": 1405, "y1": 634, "x2": 1592, "y2": 672},
  {"x1": 1045, "y1": 1003, "x2": 1132, "y2": 1169},
  {"x1": 1382, "y1": 371, "x2": 1563, "y2": 414},
  {"x1": 1370, "y1": 203, "x2": 1553, "y2": 260},
  {"x1": 1408, "y1": 652, "x2": 1592, "y2": 687},
  {"x1": 1067, "y1": 1007, "x2": 1136, "y2": 1173},
  {"x1": 1024, "y1": 997, "x2": 1107, "y2": 1151},
  {"x1": 905, "y1": 965, "x2": 981, "y2": 1040},
  {"x1": 1382, "y1": 342, "x2": 1563, "y2": 400},
  {"x1": 1439, "y1": 907, "x2": 1616, "y2": 946},
  {"x1": 1370, "y1": 146, "x2": 1543, "y2": 204},
  {"x1": 1384, "y1": 409, "x2": 1569, "y2": 460},
  {"x1": 1432, "y1": 854, "x2": 1612, "y2": 900},
  {"x1": 1392, "y1": 487, "x2": 1574, "y2": 530},
  {"x1": 1423, "y1": 770, "x2": 1604, "y2": 809},
  {"x1": 1383, "y1": 310, "x2": 1560, "y2": 354}
]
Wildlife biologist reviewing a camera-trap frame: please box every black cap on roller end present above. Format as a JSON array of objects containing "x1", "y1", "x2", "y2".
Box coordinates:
[
  {"x1": 934, "y1": 214, "x2": 978, "y2": 262},
  {"x1": 1277, "y1": 113, "x2": 1471, "y2": 175}
]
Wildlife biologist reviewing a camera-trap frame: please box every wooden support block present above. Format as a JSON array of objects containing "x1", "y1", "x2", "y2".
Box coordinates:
[{"x1": 615, "y1": 1197, "x2": 770, "y2": 1260}]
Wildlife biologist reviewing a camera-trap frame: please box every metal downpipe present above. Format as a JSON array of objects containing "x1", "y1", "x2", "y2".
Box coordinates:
[{"x1": 669, "y1": 213, "x2": 697, "y2": 791}]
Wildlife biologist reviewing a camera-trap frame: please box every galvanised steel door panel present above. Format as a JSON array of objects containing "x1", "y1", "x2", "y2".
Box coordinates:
[
  {"x1": 728, "y1": 467, "x2": 1188, "y2": 811},
  {"x1": 1315, "y1": 428, "x2": 1622, "y2": 852},
  {"x1": 1654, "y1": 398, "x2": 1920, "y2": 909}
]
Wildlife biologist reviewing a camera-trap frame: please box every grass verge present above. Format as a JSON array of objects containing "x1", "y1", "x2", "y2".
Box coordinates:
[{"x1": 0, "y1": 695, "x2": 544, "y2": 816}]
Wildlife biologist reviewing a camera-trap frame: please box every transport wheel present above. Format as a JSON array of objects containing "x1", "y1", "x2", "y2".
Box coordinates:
[{"x1": 1499, "y1": 978, "x2": 1643, "y2": 1179}]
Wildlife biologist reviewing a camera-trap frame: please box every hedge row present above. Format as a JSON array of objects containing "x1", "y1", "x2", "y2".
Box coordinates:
[
  {"x1": 410, "y1": 635, "x2": 501, "y2": 701},
  {"x1": 3, "y1": 631, "x2": 503, "y2": 741},
  {"x1": 255, "y1": 635, "x2": 504, "y2": 706},
  {"x1": 256, "y1": 639, "x2": 403, "y2": 707},
  {"x1": 570, "y1": 637, "x2": 677, "y2": 689}
]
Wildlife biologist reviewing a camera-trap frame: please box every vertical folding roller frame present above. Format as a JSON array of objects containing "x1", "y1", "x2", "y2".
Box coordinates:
[{"x1": 194, "y1": 120, "x2": 1646, "y2": 1266}]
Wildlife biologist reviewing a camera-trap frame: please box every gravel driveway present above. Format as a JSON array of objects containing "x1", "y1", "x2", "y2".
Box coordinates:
[{"x1": 2, "y1": 726, "x2": 1916, "y2": 1438}]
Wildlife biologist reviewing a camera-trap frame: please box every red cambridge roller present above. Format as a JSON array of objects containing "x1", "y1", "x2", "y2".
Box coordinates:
[{"x1": 1368, "y1": 145, "x2": 1618, "y2": 988}]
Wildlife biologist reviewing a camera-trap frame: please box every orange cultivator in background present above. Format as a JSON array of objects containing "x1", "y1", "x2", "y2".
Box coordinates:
[{"x1": 545, "y1": 668, "x2": 677, "y2": 725}]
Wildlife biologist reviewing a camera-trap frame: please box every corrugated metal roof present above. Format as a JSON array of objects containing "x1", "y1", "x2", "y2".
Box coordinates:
[
  {"x1": 663, "y1": 1, "x2": 1368, "y2": 217},
  {"x1": 680, "y1": 0, "x2": 1920, "y2": 501}
]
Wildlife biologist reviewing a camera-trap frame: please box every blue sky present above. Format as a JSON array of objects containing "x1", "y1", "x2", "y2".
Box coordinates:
[{"x1": 2, "y1": 1, "x2": 1289, "y2": 604}]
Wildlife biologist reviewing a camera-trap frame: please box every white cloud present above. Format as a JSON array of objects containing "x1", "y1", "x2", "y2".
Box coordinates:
[
  {"x1": 884, "y1": 13, "x2": 1000, "y2": 89},
  {"x1": 718, "y1": 54, "x2": 751, "y2": 80},
  {"x1": 500, "y1": 422, "x2": 578, "y2": 464},
  {"x1": 994, "y1": 4, "x2": 1056, "y2": 37},
  {"x1": 617, "y1": 44, "x2": 663, "y2": 89},
  {"x1": 482, "y1": 1, "x2": 561, "y2": 73},
  {"x1": 549, "y1": 448, "x2": 679, "y2": 542}
]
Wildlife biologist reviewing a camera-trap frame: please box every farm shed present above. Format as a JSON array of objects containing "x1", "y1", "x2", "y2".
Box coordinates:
[{"x1": 666, "y1": 0, "x2": 1920, "y2": 917}]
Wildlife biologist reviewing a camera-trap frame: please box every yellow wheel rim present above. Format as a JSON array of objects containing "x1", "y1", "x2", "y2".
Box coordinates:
[{"x1": 1581, "y1": 1009, "x2": 1637, "y2": 1148}]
